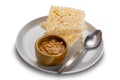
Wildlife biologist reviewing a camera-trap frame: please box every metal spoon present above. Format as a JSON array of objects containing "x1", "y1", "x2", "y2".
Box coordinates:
[{"x1": 58, "y1": 30, "x2": 102, "y2": 74}]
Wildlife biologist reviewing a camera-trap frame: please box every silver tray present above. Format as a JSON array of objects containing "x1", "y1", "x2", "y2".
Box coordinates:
[{"x1": 16, "y1": 16, "x2": 104, "y2": 74}]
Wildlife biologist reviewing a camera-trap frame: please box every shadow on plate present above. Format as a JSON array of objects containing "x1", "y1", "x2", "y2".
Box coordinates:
[{"x1": 13, "y1": 44, "x2": 105, "y2": 77}]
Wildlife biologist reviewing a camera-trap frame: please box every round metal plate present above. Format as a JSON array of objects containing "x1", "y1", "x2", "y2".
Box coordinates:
[{"x1": 16, "y1": 16, "x2": 104, "y2": 74}]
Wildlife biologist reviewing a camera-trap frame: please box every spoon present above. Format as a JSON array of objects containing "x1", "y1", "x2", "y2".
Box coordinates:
[{"x1": 58, "y1": 30, "x2": 102, "y2": 74}]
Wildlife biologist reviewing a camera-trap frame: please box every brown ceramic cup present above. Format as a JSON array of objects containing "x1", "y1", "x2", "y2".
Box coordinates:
[{"x1": 35, "y1": 35, "x2": 68, "y2": 66}]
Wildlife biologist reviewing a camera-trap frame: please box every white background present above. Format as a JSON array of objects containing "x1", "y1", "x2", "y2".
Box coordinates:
[{"x1": 0, "y1": 0, "x2": 120, "y2": 80}]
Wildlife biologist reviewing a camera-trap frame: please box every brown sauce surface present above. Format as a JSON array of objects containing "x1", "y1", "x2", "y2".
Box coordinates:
[{"x1": 39, "y1": 38, "x2": 66, "y2": 55}]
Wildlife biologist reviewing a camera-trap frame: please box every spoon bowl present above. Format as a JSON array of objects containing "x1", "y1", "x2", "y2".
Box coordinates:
[{"x1": 85, "y1": 30, "x2": 102, "y2": 49}]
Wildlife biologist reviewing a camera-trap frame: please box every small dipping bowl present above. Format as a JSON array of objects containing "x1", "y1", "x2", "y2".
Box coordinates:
[{"x1": 35, "y1": 35, "x2": 68, "y2": 66}]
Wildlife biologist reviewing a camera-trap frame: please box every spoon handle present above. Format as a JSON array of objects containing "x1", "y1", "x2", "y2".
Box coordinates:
[{"x1": 58, "y1": 47, "x2": 87, "y2": 74}]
